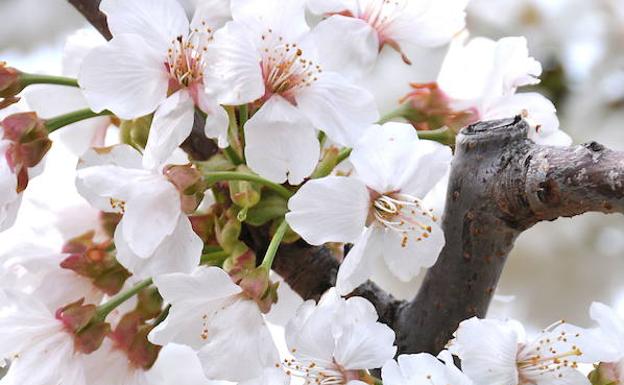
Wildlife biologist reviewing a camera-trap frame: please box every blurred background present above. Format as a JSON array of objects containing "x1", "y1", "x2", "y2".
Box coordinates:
[{"x1": 1, "y1": 0, "x2": 623, "y2": 332}]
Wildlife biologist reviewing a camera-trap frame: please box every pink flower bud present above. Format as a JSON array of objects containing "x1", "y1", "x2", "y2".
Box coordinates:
[{"x1": 0, "y1": 62, "x2": 22, "y2": 98}]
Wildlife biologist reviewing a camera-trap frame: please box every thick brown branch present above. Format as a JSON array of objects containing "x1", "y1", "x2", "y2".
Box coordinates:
[{"x1": 68, "y1": 0, "x2": 112, "y2": 40}]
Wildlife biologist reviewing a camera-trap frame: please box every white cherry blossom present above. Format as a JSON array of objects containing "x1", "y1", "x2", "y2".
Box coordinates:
[
  {"x1": 307, "y1": 0, "x2": 469, "y2": 76},
  {"x1": 437, "y1": 33, "x2": 572, "y2": 146},
  {"x1": 0, "y1": 138, "x2": 20, "y2": 232},
  {"x1": 208, "y1": 0, "x2": 379, "y2": 184},
  {"x1": 281, "y1": 287, "x2": 397, "y2": 385},
  {"x1": 148, "y1": 266, "x2": 279, "y2": 382},
  {"x1": 0, "y1": 289, "x2": 87, "y2": 385},
  {"x1": 587, "y1": 302, "x2": 624, "y2": 382},
  {"x1": 286, "y1": 122, "x2": 451, "y2": 294},
  {"x1": 448, "y1": 317, "x2": 620, "y2": 385},
  {"x1": 78, "y1": 0, "x2": 230, "y2": 169},
  {"x1": 75, "y1": 144, "x2": 202, "y2": 278},
  {"x1": 382, "y1": 351, "x2": 472, "y2": 385}
]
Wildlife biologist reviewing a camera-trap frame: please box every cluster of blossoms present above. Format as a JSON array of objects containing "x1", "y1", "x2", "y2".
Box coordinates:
[{"x1": 0, "y1": 0, "x2": 611, "y2": 384}]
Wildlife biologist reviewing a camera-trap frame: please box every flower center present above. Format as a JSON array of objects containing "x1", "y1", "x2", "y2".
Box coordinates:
[
  {"x1": 260, "y1": 29, "x2": 322, "y2": 103},
  {"x1": 360, "y1": 0, "x2": 406, "y2": 39},
  {"x1": 166, "y1": 23, "x2": 214, "y2": 89},
  {"x1": 281, "y1": 356, "x2": 347, "y2": 385},
  {"x1": 372, "y1": 193, "x2": 438, "y2": 247}
]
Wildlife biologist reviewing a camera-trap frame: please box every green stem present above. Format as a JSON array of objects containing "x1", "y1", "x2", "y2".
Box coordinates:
[
  {"x1": 201, "y1": 249, "x2": 230, "y2": 266},
  {"x1": 336, "y1": 147, "x2": 352, "y2": 165},
  {"x1": 378, "y1": 106, "x2": 407, "y2": 124},
  {"x1": 203, "y1": 171, "x2": 293, "y2": 199},
  {"x1": 224, "y1": 106, "x2": 244, "y2": 165},
  {"x1": 417, "y1": 126, "x2": 456, "y2": 145},
  {"x1": 261, "y1": 219, "x2": 289, "y2": 270},
  {"x1": 95, "y1": 278, "x2": 152, "y2": 321},
  {"x1": 238, "y1": 104, "x2": 248, "y2": 129},
  {"x1": 20, "y1": 73, "x2": 79, "y2": 88},
  {"x1": 46, "y1": 108, "x2": 113, "y2": 132}
]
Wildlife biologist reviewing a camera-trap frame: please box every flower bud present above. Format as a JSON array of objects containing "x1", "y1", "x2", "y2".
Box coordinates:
[
  {"x1": 399, "y1": 83, "x2": 478, "y2": 132},
  {"x1": 164, "y1": 164, "x2": 206, "y2": 214},
  {"x1": 0, "y1": 63, "x2": 22, "y2": 98},
  {"x1": 119, "y1": 115, "x2": 152, "y2": 150},
  {"x1": 55, "y1": 299, "x2": 111, "y2": 354},
  {"x1": 229, "y1": 165, "x2": 261, "y2": 209},
  {"x1": 61, "y1": 231, "x2": 131, "y2": 296},
  {"x1": 215, "y1": 210, "x2": 242, "y2": 253}
]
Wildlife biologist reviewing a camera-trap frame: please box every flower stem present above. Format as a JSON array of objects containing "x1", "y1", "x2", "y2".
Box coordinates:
[
  {"x1": 417, "y1": 126, "x2": 456, "y2": 145},
  {"x1": 203, "y1": 171, "x2": 293, "y2": 199},
  {"x1": 200, "y1": 249, "x2": 230, "y2": 266},
  {"x1": 46, "y1": 108, "x2": 113, "y2": 132},
  {"x1": 224, "y1": 106, "x2": 244, "y2": 165},
  {"x1": 378, "y1": 106, "x2": 406, "y2": 124},
  {"x1": 20, "y1": 73, "x2": 79, "y2": 88},
  {"x1": 95, "y1": 278, "x2": 153, "y2": 321},
  {"x1": 260, "y1": 219, "x2": 289, "y2": 270}
]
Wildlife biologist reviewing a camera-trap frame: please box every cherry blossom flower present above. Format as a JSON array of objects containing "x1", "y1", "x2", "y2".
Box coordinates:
[
  {"x1": 0, "y1": 289, "x2": 87, "y2": 385},
  {"x1": 76, "y1": 144, "x2": 202, "y2": 278},
  {"x1": 286, "y1": 122, "x2": 451, "y2": 294},
  {"x1": 148, "y1": 266, "x2": 279, "y2": 382},
  {"x1": 382, "y1": 351, "x2": 473, "y2": 385},
  {"x1": 448, "y1": 317, "x2": 620, "y2": 385},
  {"x1": 587, "y1": 302, "x2": 624, "y2": 382},
  {"x1": 78, "y1": 0, "x2": 230, "y2": 169},
  {"x1": 306, "y1": 0, "x2": 469, "y2": 75},
  {"x1": 281, "y1": 287, "x2": 397, "y2": 385},
  {"x1": 437, "y1": 33, "x2": 572, "y2": 146},
  {"x1": 209, "y1": 0, "x2": 379, "y2": 184}
]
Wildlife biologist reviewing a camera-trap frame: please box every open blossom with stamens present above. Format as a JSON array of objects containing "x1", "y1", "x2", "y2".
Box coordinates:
[
  {"x1": 436, "y1": 33, "x2": 572, "y2": 146},
  {"x1": 75, "y1": 144, "x2": 202, "y2": 278},
  {"x1": 448, "y1": 317, "x2": 620, "y2": 385},
  {"x1": 286, "y1": 122, "x2": 451, "y2": 295},
  {"x1": 209, "y1": 0, "x2": 379, "y2": 184},
  {"x1": 79, "y1": 0, "x2": 230, "y2": 169},
  {"x1": 382, "y1": 351, "x2": 473, "y2": 385},
  {"x1": 148, "y1": 266, "x2": 279, "y2": 382},
  {"x1": 0, "y1": 289, "x2": 88, "y2": 385},
  {"x1": 306, "y1": 0, "x2": 468, "y2": 76},
  {"x1": 281, "y1": 288, "x2": 396, "y2": 385}
]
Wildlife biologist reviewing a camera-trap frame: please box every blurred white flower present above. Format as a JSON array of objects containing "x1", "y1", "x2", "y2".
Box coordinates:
[
  {"x1": 76, "y1": 144, "x2": 201, "y2": 278},
  {"x1": 286, "y1": 122, "x2": 451, "y2": 295},
  {"x1": 282, "y1": 287, "x2": 396, "y2": 385},
  {"x1": 79, "y1": 0, "x2": 230, "y2": 169},
  {"x1": 448, "y1": 316, "x2": 620, "y2": 385},
  {"x1": 209, "y1": 0, "x2": 378, "y2": 183},
  {"x1": 0, "y1": 139, "x2": 20, "y2": 232},
  {"x1": 148, "y1": 266, "x2": 279, "y2": 382},
  {"x1": 382, "y1": 351, "x2": 472, "y2": 385}
]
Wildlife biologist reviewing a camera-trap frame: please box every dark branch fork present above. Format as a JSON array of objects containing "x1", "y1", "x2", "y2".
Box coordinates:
[{"x1": 69, "y1": 0, "x2": 624, "y2": 356}]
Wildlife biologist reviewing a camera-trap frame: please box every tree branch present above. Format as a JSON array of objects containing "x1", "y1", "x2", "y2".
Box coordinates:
[{"x1": 68, "y1": 0, "x2": 112, "y2": 40}]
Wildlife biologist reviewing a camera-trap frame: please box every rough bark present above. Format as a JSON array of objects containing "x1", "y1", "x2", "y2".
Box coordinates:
[{"x1": 69, "y1": 0, "x2": 624, "y2": 357}]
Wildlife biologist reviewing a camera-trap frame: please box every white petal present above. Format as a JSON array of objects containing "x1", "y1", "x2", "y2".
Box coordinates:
[
  {"x1": 121, "y1": 177, "x2": 182, "y2": 258},
  {"x1": 307, "y1": 16, "x2": 378, "y2": 79},
  {"x1": 79, "y1": 34, "x2": 169, "y2": 119},
  {"x1": 239, "y1": 368, "x2": 290, "y2": 385},
  {"x1": 590, "y1": 302, "x2": 624, "y2": 347},
  {"x1": 334, "y1": 321, "x2": 397, "y2": 369},
  {"x1": 448, "y1": 317, "x2": 519, "y2": 385},
  {"x1": 196, "y1": 90, "x2": 229, "y2": 149},
  {"x1": 296, "y1": 72, "x2": 379, "y2": 147},
  {"x1": 286, "y1": 176, "x2": 370, "y2": 245},
  {"x1": 143, "y1": 90, "x2": 195, "y2": 170},
  {"x1": 286, "y1": 299, "x2": 339, "y2": 366},
  {"x1": 231, "y1": 0, "x2": 309, "y2": 39},
  {"x1": 197, "y1": 299, "x2": 279, "y2": 382},
  {"x1": 307, "y1": 0, "x2": 356, "y2": 14},
  {"x1": 62, "y1": 28, "x2": 107, "y2": 77},
  {"x1": 101, "y1": 0, "x2": 189, "y2": 53},
  {"x1": 190, "y1": 0, "x2": 232, "y2": 31},
  {"x1": 115, "y1": 216, "x2": 201, "y2": 278},
  {"x1": 382, "y1": 217, "x2": 444, "y2": 282},
  {"x1": 524, "y1": 366, "x2": 590, "y2": 385},
  {"x1": 336, "y1": 226, "x2": 382, "y2": 295},
  {"x1": 209, "y1": 21, "x2": 264, "y2": 105},
  {"x1": 154, "y1": 266, "x2": 242, "y2": 304},
  {"x1": 244, "y1": 96, "x2": 320, "y2": 184},
  {"x1": 382, "y1": 353, "x2": 472, "y2": 385}
]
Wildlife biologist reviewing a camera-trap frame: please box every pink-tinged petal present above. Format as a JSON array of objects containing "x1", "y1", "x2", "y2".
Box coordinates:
[
  {"x1": 143, "y1": 90, "x2": 195, "y2": 170},
  {"x1": 382, "y1": 218, "x2": 444, "y2": 282},
  {"x1": 121, "y1": 176, "x2": 181, "y2": 258},
  {"x1": 336, "y1": 226, "x2": 382, "y2": 295},
  {"x1": 79, "y1": 34, "x2": 169, "y2": 119},
  {"x1": 307, "y1": 0, "x2": 357, "y2": 14},
  {"x1": 115, "y1": 216, "x2": 201, "y2": 278},
  {"x1": 286, "y1": 176, "x2": 370, "y2": 245},
  {"x1": 190, "y1": 0, "x2": 232, "y2": 31},
  {"x1": 100, "y1": 0, "x2": 189, "y2": 53},
  {"x1": 295, "y1": 72, "x2": 379, "y2": 147},
  {"x1": 307, "y1": 16, "x2": 378, "y2": 79},
  {"x1": 196, "y1": 89, "x2": 229, "y2": 148},
  {"x1": 209, "y1": 21, "x2": 264, "y2": 105},
  {"x1": 244, "y1": 96, "x2": 320, "y2": 184},
  {"x1": 448, "y1": 317, "x2": 520, "y2": 385}
]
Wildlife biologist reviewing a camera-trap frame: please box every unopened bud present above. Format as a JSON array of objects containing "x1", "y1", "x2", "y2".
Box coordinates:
[
  {"x1": 164, "y1": 164, "x2": 206, "y2": 214},
  {"x1": 119, "y1": 115, "x2": 152, "y2": 150},
  {"x1": 229, "y1": 165, "x2": 261, "y2": 209},
  {"x1": 216, "y1": 210, "x2": 242, "y2": 253},
  {"x1": 0, "y1": 63, "x2": 22, "y2": 98},
  {"x1": 223, "y1": 242, "x2": 256, "y2": 281}
]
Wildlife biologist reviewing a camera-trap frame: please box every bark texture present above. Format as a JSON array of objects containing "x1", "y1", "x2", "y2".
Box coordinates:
[{"x1": 69, "y1": 0, "x2": 624, "y2": 357}]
